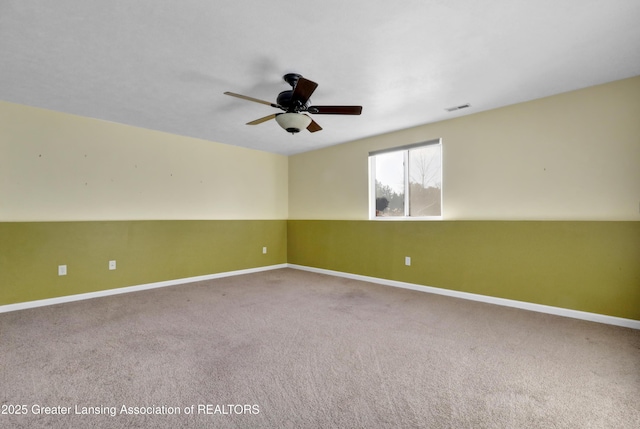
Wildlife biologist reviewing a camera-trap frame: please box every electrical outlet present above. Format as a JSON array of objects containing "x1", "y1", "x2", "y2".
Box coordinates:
[
  {"x1": 263, "y1": 247, "x2": 267, "y2": 254},
  {"x1": 58, "y1": 265, "x2": 67, "y2": 276},
  {"x1": 405, "y1": 256, "x2": 411, "y2": 266},
  {"x1": 109, "y1": 260, "x2": 116, "y2": 270}
]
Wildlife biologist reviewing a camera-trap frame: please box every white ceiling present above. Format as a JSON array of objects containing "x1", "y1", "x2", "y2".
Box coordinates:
[{"x1": 2, "y1": 0, "x2": 639, "y2": 155}]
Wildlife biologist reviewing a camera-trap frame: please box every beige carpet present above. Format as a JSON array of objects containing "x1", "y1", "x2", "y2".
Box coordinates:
[{"x1": 1, "y1": 268, "x2": 638, "y2": 428}]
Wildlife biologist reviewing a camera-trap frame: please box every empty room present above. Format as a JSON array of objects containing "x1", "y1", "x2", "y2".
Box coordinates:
[{"x1": 1, "y1": 1, "x2": 639, "y2": 428}]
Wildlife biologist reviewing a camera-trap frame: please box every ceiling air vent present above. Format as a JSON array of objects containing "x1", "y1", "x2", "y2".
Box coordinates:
[{"x1": 445, "y1": 103, "x2": 471, "y2": 112}]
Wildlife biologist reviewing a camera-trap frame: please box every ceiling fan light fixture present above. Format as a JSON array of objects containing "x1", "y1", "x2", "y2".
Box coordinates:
[
  {"x1": 275, "y1": 113, "x2": 311, "y2": 134},
  {"x1": 224, "y1": 73, "x2": 362, "y2": 134}
]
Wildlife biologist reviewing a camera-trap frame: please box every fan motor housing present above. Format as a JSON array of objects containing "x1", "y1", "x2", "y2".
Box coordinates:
[
  {"x1": 277, "y1": 90, "x2": 309, "y2": 112},
  {"x1": 276, "y1": 91, "x2": 293, "y2": 108}
]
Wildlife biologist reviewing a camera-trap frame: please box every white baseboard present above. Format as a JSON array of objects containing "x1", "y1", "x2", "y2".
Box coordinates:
[
  {"x1": 3, "y1": 263, "x2": 638, "y2": 330},
  {"x1": 0, "y1": 264, "x2": 288, "y2": 314},
  {"x1": 287, "y1": 264, "x2": 640, "y2": 330}
]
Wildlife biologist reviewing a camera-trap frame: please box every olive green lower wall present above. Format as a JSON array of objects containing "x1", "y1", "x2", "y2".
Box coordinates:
[
  {"x1": 3, "y1": 220, "x2": 639, "y2": 321},
  {"x1": 0, "y1": 220, "x2": 287, "y2": 305},
  {"x1": 287, "y1": 220, "x2": 640, "y2": 320}
]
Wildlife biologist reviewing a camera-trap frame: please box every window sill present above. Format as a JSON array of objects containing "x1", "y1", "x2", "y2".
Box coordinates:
[{"x1": 370, "y1": 216, "x2": 443, "y2": 221}]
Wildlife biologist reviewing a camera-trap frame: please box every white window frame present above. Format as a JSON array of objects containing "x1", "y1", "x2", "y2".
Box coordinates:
[{"x1": 368, "y1": 138, "x2": 443, "y2": 220}]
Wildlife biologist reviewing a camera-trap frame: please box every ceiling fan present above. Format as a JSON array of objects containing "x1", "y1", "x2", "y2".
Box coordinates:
[{"x1": 224, "y1": 73, "x2": 362, "y2": 134}]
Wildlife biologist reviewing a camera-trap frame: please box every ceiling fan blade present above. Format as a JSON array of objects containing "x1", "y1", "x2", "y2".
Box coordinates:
[
  {"x1": 224, "y1": 91, "x2": 280, "y2": 108},
  {"x1": 304, "y1": 115, "x2": 323, "y2": 133},
  {"x1": 307, "y1": 105, "x2": 362, "y2": 115},
  {"x1": 246, "y1": 114, "x2": 277, "y2": 125},
  {"x1": 291, "y1": 77, "x2": 318, "y2": 105}
]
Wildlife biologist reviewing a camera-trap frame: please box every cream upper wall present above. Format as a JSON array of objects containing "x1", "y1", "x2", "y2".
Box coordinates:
[
  {"x1": 289, "y1": 76, "x2": 640, "y2": 220},
  {"x1": 3, "y1": 76, "x2": 639, "y2": 222},
  {"x1": 0, "y1": 102, "x2": 288, "y2": 221}
]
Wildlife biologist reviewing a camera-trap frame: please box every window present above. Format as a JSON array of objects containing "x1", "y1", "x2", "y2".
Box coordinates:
[{"x1": 369, "y1": 139, "x2": 442, "y2": 219}]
